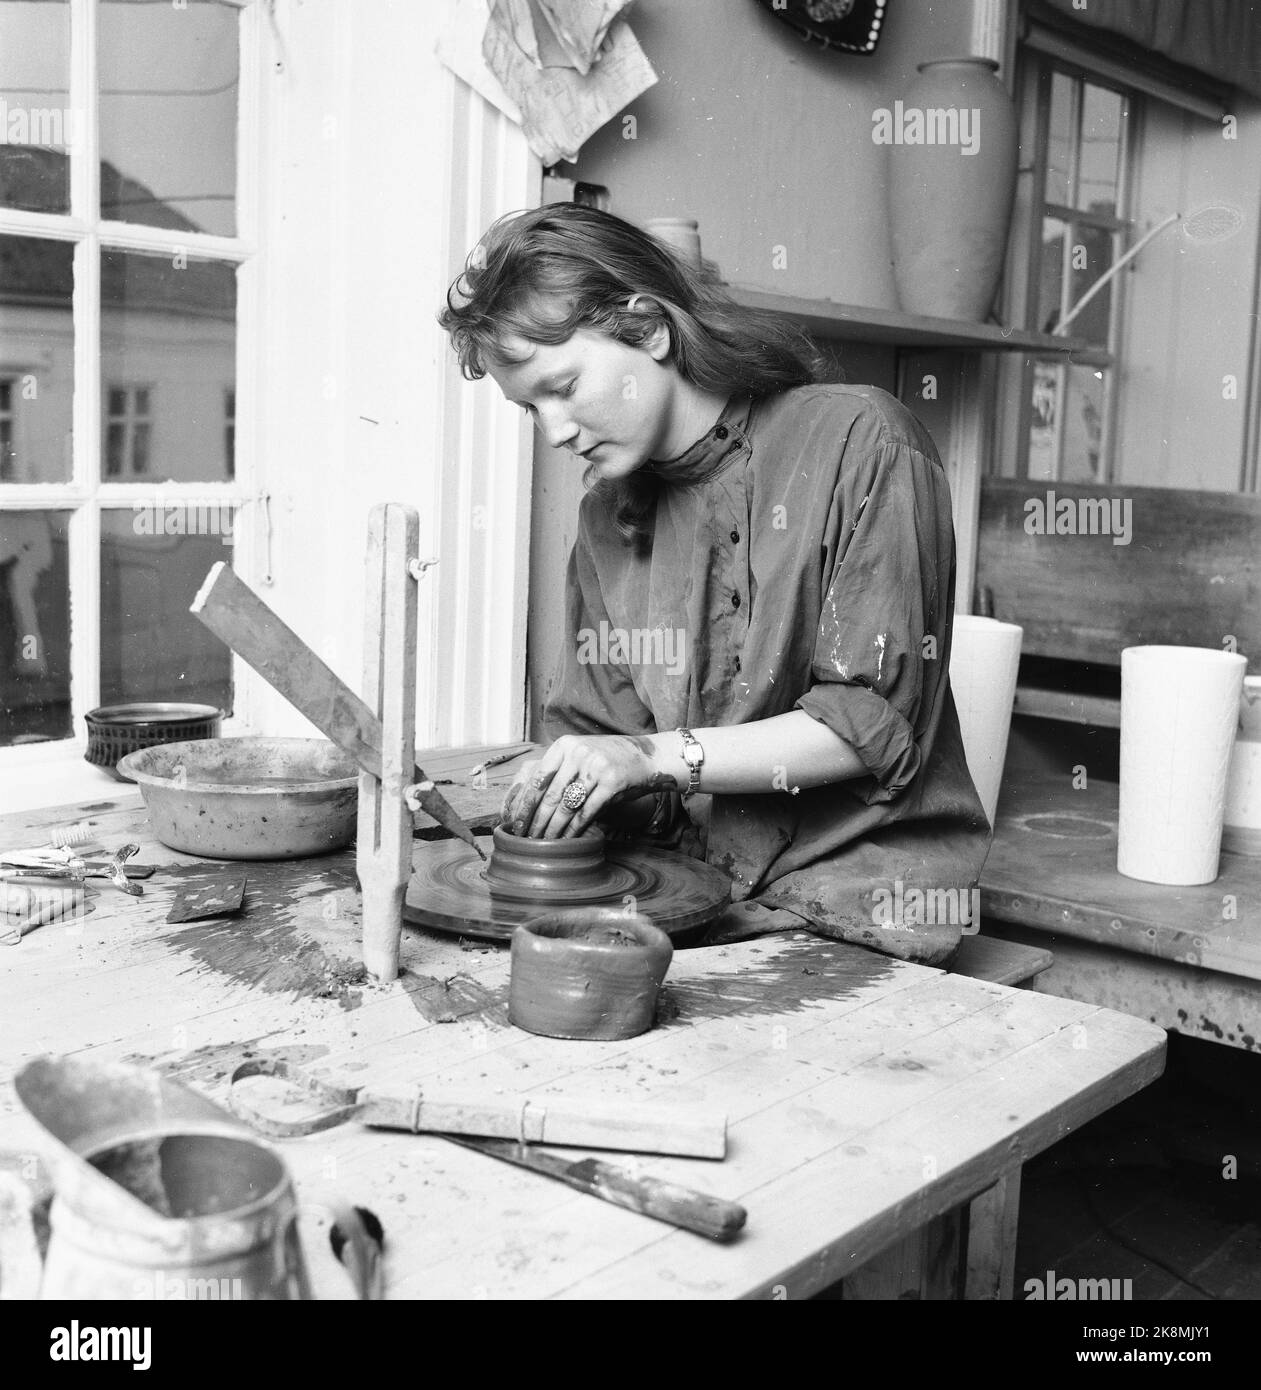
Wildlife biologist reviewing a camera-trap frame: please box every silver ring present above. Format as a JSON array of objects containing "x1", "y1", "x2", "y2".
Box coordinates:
[{"x1": 561, "y1": 779, "x2": 589, "y2": 811}]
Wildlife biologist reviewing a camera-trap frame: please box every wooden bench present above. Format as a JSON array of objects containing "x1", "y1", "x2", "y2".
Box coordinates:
[{"x1": 972, "y1": 477, "x2": 1261, "y2": 1044}]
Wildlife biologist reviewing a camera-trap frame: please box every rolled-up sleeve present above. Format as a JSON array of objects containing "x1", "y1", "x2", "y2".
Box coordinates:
[
  {"x1": 794, "y1": 438, "x2": 952, "y2": 804},
  {"x1": 542, "y1": 509, "x2": 657, "y2": 741}
]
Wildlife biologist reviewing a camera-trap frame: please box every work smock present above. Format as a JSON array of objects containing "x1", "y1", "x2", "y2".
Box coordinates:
[{"x1": 542, "y1": 383, "x2": 992, "y2": 965}]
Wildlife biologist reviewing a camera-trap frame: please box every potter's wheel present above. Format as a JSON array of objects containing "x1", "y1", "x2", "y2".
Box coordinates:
[{"x1": 404, "y1": 837, "x2": 732, "y2": 943}]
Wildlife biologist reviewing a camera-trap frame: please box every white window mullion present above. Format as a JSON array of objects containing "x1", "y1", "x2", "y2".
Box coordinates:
[
  {"x1": 0, "y1": 209, "x2": 86, "y2": 241},
  {"x1": 68, "y1": 496, "x2": 100, "y2": 720},
  {"x1": 69, "y1": 0, "x2": 96, "y2": 225},
  {"x1": 97, "y1": 222, "x2": 252, "y2": 263},
  {"x1": 69, "y1": 0, "x2": 100, "y2": 722}
]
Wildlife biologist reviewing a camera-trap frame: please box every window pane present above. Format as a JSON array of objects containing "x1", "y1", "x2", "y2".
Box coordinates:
[
  {"x1": 1046, "y1": 71, "x2": 1074, "y2": 207},
  {"x1": 1060, "y1": 365, "x2": 1106, "y2": 483},
  {"x1": 0, "y1": 508, "x2": 72, "y2": 746},
  {"x1": 101, "y1": 249, "x2": 236, "y2": 483},
  {"x1": 1028, "y1": 361, "x2": 1061, "y2": 482},
  {"x1": 0, "y1": 0, "x2": 72, "y2": 215},
  {"x1": 1078, "y1": 84, "x2": 1121, "y2": 216},
  {"x1": 1036, "y1": 216, "x2": 1068, "y2": 334},
  {"x1": 99, "y1": 0, "x2": 238, "y2": 236},
  {"x1": 100, "y1": 509, "x2": 233, "y2": 711},
  {"x1": 0, "y1": 235, "x2": 74, "y2": 484},
  {"x1": 1066, "y1": 223, "x2": 1115, "y2": 346}
]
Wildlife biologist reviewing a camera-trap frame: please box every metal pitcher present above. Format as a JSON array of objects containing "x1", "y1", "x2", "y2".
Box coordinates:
[{"x1": 6, "y1": 1055, "x2": 376, "y2": 1301}]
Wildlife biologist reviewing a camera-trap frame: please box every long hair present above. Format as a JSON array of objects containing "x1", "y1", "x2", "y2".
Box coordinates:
[{"x1": 439, "y1": 204, "x2": 820, "y2": 544}]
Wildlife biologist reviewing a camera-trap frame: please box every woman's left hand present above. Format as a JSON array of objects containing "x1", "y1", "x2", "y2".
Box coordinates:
[{"x1": 500, "y1": 734, "x2": 678, "y2": 839}]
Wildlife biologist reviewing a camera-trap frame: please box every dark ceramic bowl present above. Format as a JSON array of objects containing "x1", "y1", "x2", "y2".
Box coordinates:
[{"x1": 85, "y1": 703, "x2": 222, "y2": 782}]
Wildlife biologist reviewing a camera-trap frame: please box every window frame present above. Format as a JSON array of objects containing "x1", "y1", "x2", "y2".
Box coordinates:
[
  {"x1": 996, "y1": 46, "x2": 1135, "y2": 484},
  {"x1": 0, "y1": 0, "x2": 261, "y2": 766}
]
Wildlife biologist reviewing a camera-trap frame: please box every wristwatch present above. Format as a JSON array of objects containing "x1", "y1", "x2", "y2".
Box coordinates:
[{"x1": 675, "y1": 727, "x2": 704, "y2": 799}]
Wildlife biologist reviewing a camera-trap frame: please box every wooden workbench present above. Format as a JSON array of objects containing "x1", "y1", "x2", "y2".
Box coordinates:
[
  {"x1": 0, "y1": 751, "x2": 1166, "y2": 1300},
  {"x1": 981, "y1": 772, "x2": 1261, "y2": 1051}
]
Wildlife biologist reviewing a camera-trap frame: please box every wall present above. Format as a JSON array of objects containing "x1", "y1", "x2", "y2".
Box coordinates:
[
  {"x1": 1114, "y1": 98, "x2": 1261, "y2": 492},
  {"x1": 574, "y1": 0, "x2": 976, "y2": 304}
]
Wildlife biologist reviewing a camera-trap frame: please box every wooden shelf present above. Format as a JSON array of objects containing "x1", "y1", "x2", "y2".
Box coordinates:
[
  {"x1": 1013, "y1": 685, "x2": 1121, "y2": 728},
  {"x1": 727, "y1": 285, "x2": 1098, "y2": 357}
]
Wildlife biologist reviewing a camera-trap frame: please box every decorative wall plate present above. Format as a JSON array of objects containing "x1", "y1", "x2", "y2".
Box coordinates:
[{"x1": 755, "y1": 0, "x2": 890, "y2": 56}]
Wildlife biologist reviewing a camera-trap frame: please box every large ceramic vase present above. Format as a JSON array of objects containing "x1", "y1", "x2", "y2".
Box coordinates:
[{"x1": 888, "y1": 57, "x2": 1018, "y2": 321}]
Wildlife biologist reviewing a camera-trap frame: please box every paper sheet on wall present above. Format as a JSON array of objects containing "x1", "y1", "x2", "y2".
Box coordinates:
[
  {"x1": 482, "y1": 0, "x2": 657, "y2": 166},
  {"x1": 436, "y1": 0, "x2": 522, "y2": 123},
  {"x1": 536, "y1": 0, "x2": 629, "y2": 74}
]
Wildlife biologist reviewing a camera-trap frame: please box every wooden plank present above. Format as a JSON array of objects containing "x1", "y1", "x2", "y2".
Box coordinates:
[
  {"x1": 975, "y1": 477, "x2": 1261, "y2": 672},
  {"x1": 986, "y1": 921, "x2": 1261, "y2": 1052},
  {"x1": 357, "y1": 503, "x2": 419, "y2": 982},
  {"x1": 545, "y1": 1006, "x2": 1163, "y2": 1301},
  {"x1": 726, "y1": 285, "x2": 1096, "y2": 356},
  {"x1": 189, "y1": 563, "x2": 480, "y2": 849},
  {"x1": 964, "y1": 1169, "x2": 1021, "y2": 1299},
  {"x1": 1012, "y1": 686, "x2": 1122, "y2": 728},
  {"x1": 843, "y1": 1211, "x2": 964, "y2": 1300},
  {"x1": 980, "y1": 772, "x2": 1261, "y2": 981},
  {"x1": 949, "y1": 933, "x2": 1053, "y2": 987}
]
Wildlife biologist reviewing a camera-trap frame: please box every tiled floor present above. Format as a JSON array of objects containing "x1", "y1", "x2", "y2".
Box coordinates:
[{"x1": 1015, "y1": 1033, "x2": 1261, "y2": 1300}]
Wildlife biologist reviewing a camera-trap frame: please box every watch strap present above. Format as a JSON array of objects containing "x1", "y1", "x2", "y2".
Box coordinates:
[{"x1": 676, "y1": 727, "x2": 703, "y2": 799}]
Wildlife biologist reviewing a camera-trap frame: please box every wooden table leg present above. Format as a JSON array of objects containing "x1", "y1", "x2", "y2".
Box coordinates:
[
  {"x1": 964, "y1": 1167, "x2": 1022, "y2": 1300},
  {"x1": 842, "y1": 1210, "x2": 965, "y2": 1299}
]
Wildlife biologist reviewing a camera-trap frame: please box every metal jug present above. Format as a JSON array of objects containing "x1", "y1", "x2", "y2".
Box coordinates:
[{"x1": 6, "y1": 1055, "x2": 376, "y2": 1300}]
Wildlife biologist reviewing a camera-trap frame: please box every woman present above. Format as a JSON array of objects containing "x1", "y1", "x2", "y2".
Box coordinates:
[{"x1": 439, "y1": 204, "x2": 989, "y2": 965}]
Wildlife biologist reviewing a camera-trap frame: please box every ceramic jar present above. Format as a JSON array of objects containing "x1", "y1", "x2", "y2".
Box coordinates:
[
  {"x1": 644, "y1": 217, "x2": 702, "y2": 268},
  {"x1": 887, "y1": 57, "x2": 1018, "y2": 321},
  {"x1": 509, "y1": 909, "x2": 674, "y2": 1041}
]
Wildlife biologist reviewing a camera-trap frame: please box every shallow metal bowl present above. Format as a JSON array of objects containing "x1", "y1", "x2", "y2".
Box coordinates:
[{"x1": 117, "y1": 737, "x2": 357, "y2": 860}]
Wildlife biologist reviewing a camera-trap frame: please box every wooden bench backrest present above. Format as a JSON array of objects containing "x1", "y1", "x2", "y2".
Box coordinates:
[{"x1": 975, "y1": 479, "x2": 1261, "y2": 675}]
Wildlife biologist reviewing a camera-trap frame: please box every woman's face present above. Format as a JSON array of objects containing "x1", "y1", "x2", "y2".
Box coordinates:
[{"x1": 485, "y1": 326, "x2": 681, "y2": 481}]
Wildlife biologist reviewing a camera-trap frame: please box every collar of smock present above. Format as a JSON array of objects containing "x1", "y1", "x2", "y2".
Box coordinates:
[{"x1": 645, "y1": 394, "x2": 753, "y2": 486}]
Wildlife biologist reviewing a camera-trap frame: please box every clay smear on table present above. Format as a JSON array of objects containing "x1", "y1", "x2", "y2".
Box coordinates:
[{"x1": 158, "y1": 856, "x2": 367, "y2": 1008}]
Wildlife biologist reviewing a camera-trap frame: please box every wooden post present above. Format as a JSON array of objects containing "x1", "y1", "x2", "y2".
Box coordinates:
[
  {"x1": 358, "y1": 504, "x2": 419, "y2": 982},
  {"x1": 964, "y1": 1168, "x2": 1022, "y2": 1300}
]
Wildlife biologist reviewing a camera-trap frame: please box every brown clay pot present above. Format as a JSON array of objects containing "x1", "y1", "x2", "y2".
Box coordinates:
[
  {"x1": 509, "y1": 909, "x2": 674, "y2": 1041},
  {"x1": 485, "y1": 825, "x2": 612, "y2": 901}
]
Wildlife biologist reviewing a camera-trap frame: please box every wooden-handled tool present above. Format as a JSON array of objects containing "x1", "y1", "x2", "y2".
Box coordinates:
[
  {"x1": 227, "y1": 1059, "x2": 744, "y2": 1241},
  {"x1": 228, "y1": 1057, "x2": 728, "y2": 1158},
  {"x1": 443, "y1": 1136, "x2": 747, "y2": 1242}
]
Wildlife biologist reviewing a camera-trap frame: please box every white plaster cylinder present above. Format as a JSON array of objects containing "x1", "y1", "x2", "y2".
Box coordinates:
[{"x1": 1118, "y1": 646, "x2": 1247, "y2": 885}]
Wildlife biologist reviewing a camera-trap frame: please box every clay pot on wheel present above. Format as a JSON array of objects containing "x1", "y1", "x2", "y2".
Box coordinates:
[
  {"x1": 485, "y1": 825, "x2": 611, "y2": 900},
  {"x1": 509, "y1": 909, "x2": 674, "y2": 1041}
]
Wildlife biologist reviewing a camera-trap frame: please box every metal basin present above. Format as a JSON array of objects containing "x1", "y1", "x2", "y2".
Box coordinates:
[{"x1": 117, "y1": 737, "x2": 358, "y2": 860}]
